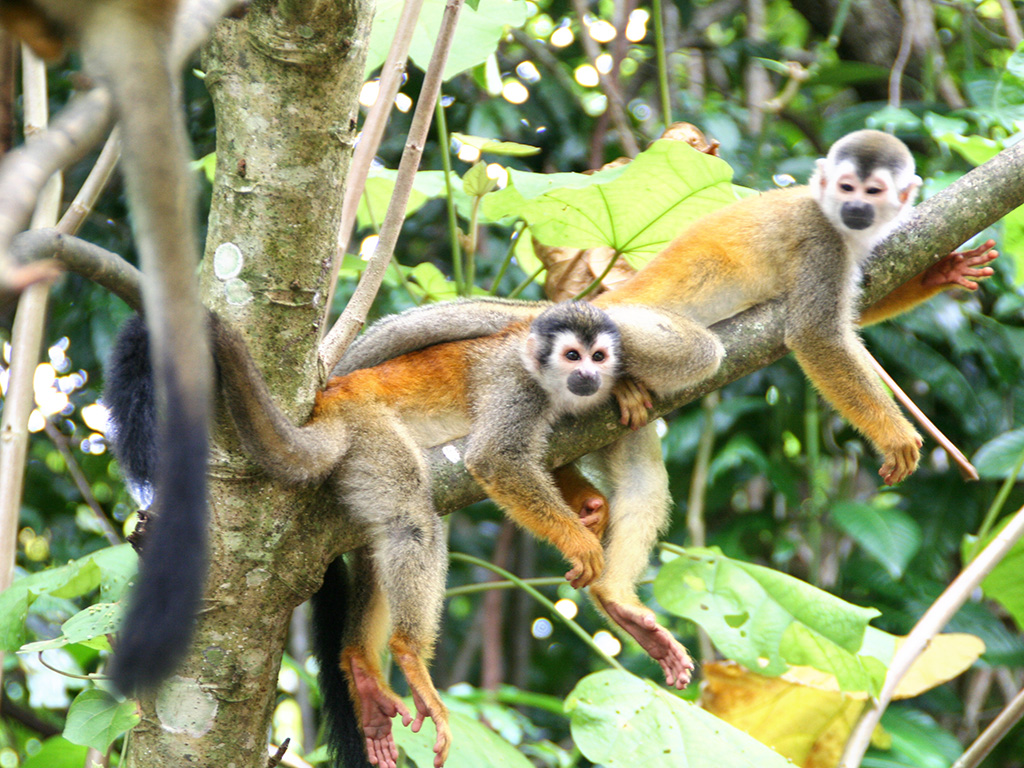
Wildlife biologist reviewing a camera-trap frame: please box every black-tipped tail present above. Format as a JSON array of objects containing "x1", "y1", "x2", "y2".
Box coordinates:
[
  {"x1": 104, "y1": 316, "x2": 209, "y2": 693},
  {"x1": 312, "y1": 557, "x2": 371, "y2": 768}
]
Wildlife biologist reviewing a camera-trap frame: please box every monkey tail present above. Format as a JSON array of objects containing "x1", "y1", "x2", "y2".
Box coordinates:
[
  {"x1": 88, "y1": 5, "x2": 213, "y2": 694},
  {"x1": 334, "y1": 297, "x2": 548, "y2": 376},
  {"x1": 311, "y1": 557, "x2": 372, "y2": 768},
  {"x1": 104, "y1": 314, "x2": 210, "y2": 694}
]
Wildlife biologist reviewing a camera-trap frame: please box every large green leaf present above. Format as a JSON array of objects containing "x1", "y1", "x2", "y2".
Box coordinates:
[
  {"x1": 972, "y1": 520, "x2": 1024, "y2": 633},
  {"x1": 972, "y1": 428, "x2": 1024, "y2": 480},
  {"x1": 482, "y1": 140, "x2": 752, "y2": 268},
  {"x1": 393, "y1": 707, "x2": 533, "y2": 767},
  {"x1": 654, "y1": 549, "x2": 882, "y2": 692},
  {"x1": 830, "y1": 501, "x2": 922, "y2": 579},
  {"x1": 366, "y1": 0, "x2": 528, "y2": 81},
  {"x1": 565, "y1": 670, "x2": 794, "y2": 767},
  {"x1": 64, "y1": 689, "x2": 140, "y2": 752}
]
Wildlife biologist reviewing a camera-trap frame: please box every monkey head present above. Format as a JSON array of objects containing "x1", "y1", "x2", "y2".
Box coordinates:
[
  {"x1": 810, "y1": 129, "x2": 922, "y2": 253},
  {"x1": 522, "y1": 301, "x2": 622, "y2": 416}
]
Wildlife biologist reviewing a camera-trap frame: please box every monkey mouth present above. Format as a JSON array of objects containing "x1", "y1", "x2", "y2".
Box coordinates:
[
  {"x1": 567, "y1": 374, "x2": 601, "y2": 397},
  {"x1": 840, "y1": 204, "x2": 874, "y2": 230}
]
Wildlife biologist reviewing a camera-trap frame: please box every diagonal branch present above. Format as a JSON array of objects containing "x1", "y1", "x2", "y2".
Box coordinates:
[{"x1": 427, "y1": 137, "x2": 1024, "y2": 512}]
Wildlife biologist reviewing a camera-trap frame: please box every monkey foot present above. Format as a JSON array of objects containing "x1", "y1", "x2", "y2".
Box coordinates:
[
  {"x1": 600, "y1": 598, "x2": 694, "y2": 689},
  {"x1": 350, "y1": 657, "x2": 409, "y2": 768},
  {"x1": 577, "y1": 495, "x2": 609, "y2": 540},
  {"x1": 408, "y1": 686, "x2": 452, "y2": 768}
]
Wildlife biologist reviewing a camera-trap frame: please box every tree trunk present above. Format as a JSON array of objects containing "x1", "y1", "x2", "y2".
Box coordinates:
[{"x1": 124, "y1": 1, "x2": 371, "y2": 765}]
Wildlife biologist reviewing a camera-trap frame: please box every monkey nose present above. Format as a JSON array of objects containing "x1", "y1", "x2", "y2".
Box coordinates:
[
  {"x1": 840, "y1": 202, "x2": 874, "y2": 230},
  {"x1": 567, "y1": 371, "x2": 601, "y2": 397}
]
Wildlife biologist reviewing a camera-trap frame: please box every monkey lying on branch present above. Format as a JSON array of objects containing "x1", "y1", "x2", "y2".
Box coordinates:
[
  {"x1": 321, "y1": 129, "x2": 998, "y2": 701},
  {"x1": 106, "y1": 298, "x2": 721, "y2": 768},
  {"x1": 100, "y1": 128, "x2": 994, "y2": 767}
]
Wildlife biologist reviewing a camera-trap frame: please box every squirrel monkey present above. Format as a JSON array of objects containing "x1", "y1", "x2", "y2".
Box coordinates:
[
  {"x1": 0, "y1": 1, "x2": 213, "y2": 692},
  {"x1": 325, "y1": 130, "x2": 997, "y2": 689},
  {"x1": 106, "y1": 300, "x2": 720, "y2": 767}
]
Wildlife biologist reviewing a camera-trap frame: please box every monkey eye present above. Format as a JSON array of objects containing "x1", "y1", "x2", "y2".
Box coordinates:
[
  {"x1": 592, "y1": 350, "x2": 606, "y2": 362},
  {"x1": 839, "y1": 182, "x2": 855, "y2": 192},
  {"x1": 565, "y1": 349, "x2": 582, "y2": 361},
  {"x1": 866, "y1": 186, "x2": 883, "y2": 195}
]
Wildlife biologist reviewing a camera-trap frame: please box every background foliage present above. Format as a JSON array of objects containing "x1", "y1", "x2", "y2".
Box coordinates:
[{"x1": 2, "y1": 0, "x2": 1023, "y2": 766}]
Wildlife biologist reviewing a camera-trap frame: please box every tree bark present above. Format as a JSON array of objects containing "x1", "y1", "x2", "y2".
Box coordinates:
[{"x1": 124, "y1": 1, "x2": 371, "y2": 766}]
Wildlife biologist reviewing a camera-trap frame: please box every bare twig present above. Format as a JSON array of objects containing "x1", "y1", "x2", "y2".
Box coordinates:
[
  {"x1": 952, "y1": 682, "x2": 1024, "y2": 768},
  {"x1": 323, "y1": 0, "x2": 427, "y2": 322},
  {"x1": 43, "y1": 421, "x2": 122, "y2": 547},
  {"x1": 11, "y1": 229, "x2": 142, "y2": 310},
  {"x1": 998, "y1": 0, "x2": 1023, "y2": 48},
  {"x1": 866, "y1": 352, "x2": 978, "y2": 481},
  {"x1": 888, "y1": 0, "x2": 916, "y2": 108},
  {"x1": 839, "y1": 502, "x2": 1024, "y2": 767},
  {"x1": 318, "y1": 0, "x2": 466, "y2": 381}
]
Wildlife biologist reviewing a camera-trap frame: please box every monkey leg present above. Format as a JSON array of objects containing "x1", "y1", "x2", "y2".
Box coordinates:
[
  {"x1": 339, "y1": 549, "x2": 410, "y2": 768},
  {"x1": 589, "y1": 426, "x2": 694, "y2": 689},
  {"x1": 341, "y1": 429, "x2": 451, "y2": 767},
  {"x1": 598, "y1": 304, "x2": 725, "y2": 398},
  {"x1": 553, "y1": 464, "x2": 609, "y2": 540}
]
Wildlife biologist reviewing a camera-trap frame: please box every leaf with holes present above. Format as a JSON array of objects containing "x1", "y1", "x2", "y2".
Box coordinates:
[{"x1": 654, "y1": 549, "x2": 882, "y2": 693}]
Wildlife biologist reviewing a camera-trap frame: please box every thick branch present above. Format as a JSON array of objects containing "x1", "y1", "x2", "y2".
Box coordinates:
[{"x1": 429, "y1": 138, "x2": 1024, "y2": 512}]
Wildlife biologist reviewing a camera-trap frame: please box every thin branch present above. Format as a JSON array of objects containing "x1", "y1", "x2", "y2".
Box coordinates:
[
  {"x1": 322, "y1": 0, "x2": 428, "y2": 322},
  {"x1": 952, "y1": 683, "x2": 1024, "y2": 768},
  {"x1": 11, "y1": 229, "x2": 142, "y2": 311},
  {"x1": 839, "y1": 502, "x2": 1024, "y2": 767},
  {"x1": 318, "y1": 0, "x2": 466, "y2": 381},
  {"x1": 866, "y1": 352, "x2": 978, "y2": 481}
]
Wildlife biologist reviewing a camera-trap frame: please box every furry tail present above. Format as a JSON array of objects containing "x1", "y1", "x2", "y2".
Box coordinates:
[
  {"x1": 312, "y1": 557, "x2": 371, "y2": 768},
  {"x1": 104, "y1": 315, "x2": 210, "y2": 693}
]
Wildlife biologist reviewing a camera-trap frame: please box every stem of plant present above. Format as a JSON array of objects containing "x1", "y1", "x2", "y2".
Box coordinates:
[
  {"x1": 489, "y1": 220, "x2": 525, "y2": 295},
  {"x1": 435, "y1": 94, "x2": 464, "y2": 295},
  {"x1": 449, "y1": 552, "x2": 625, "y2": 672}
]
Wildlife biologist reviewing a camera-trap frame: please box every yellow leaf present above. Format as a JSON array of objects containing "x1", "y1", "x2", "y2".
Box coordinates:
[{"x1": 892, "y1": 632, "x2": 985, "y2": 699}]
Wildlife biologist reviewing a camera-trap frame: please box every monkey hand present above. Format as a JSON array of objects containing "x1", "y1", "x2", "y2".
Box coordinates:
[
  {"x1": 922, "y1": 240, "x2": 997, "y2": 291},
  {"x1": 350, "y1": 655, "x2": 407, "y2": 768},
  {"x1": 878, "y1": 428, "x2": 922, "y2": 486},
  {"x1": 560, "y1": 526, "x2": 605, "y2": 588},
  {"x1": 613, "y1": 377, "x2": 653, "y2": 429}
]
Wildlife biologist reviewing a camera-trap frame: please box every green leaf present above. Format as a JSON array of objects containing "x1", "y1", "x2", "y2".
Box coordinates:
[
  {"x1": 64, "y1": 689, "x2": 140, "y2": 752},
  {"x1": 393, "y1": 707, "x2": 532, "y2": 768},
  {"x1": 653, "y1": 549, "x2": 881, "y2": 691},
  {"x1": 462, "y1": 161, "x2": 497, "y2": 197},
  {"x1": 452, "y1": 132, "x2": 540, "y2": 157},
  {"x1": 366, "y1": 0, "x2": 528, "y2": 81},
  {"x1": 483, "y1": 140, "x2": 751, "y2": 268},
  {"x1": 50, "y1": 560, "x2": 101, "y2": 599},
  {"x1": 21, "y1": 736, "x2": 90, "y2": 768},
  {"x1": 972, "y1": 428, "x2": 1024, "y2": 480},
  {"x1": 565, "y1": 670, "x2": 794, "y2": 767},
  {"x1": 979, "y1": 532, "x2": 1024, "y2": 633},
  {"x1": 0, "y1": 586, "x2": 30, "y2": 651},
  {"x1": 830, "y1": 501, "x2": 922, "y2": 579},
  {"x1": 357, "y1": 169, "x2": 451, "y2": 231}
]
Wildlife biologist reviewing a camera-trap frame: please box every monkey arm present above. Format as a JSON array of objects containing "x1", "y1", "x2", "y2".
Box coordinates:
[
  {"x1": 785, "y1": 264, "x2": 921, "y2": 486},
  {"x1": 463, "y1": 389, "x2": 604, "y2": 588},
  {"x1": 859, "y1": 240, "x2": 998, "y2": 325}
]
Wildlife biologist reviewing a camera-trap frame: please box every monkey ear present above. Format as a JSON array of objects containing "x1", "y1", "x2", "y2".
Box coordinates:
[
  {"x1": 898, "y1": 175, "x2": 922, "y2": 205},
  {"x1": 522, "y1": 334, "x2": 541, "y2": 374},
  {"x1": 809, "y1": 158, "x2": 829, "y2": 201}
]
